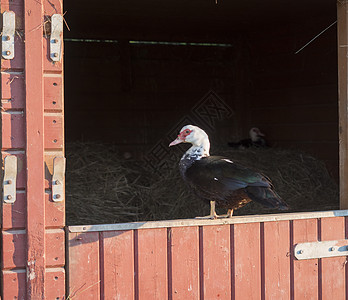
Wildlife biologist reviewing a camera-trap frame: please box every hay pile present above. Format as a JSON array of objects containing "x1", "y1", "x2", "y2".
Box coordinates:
[{"x1": 66, "y1": 142, "x2": 338, "y2": 225}]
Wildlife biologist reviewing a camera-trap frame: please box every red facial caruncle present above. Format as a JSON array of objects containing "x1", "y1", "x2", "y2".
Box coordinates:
[{"x1": 169, "y1": 128, "x2": 193, "y2": 146}]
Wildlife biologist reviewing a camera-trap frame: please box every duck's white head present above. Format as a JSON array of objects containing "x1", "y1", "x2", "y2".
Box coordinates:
[
  {"x1": 169, "y1": 125, "x2": 210, "y2": 156},
  {"x1": 249, "y1": 127, "x2": 265, "y2": 142}
]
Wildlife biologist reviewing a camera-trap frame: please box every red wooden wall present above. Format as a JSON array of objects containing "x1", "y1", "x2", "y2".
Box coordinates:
[
  {"x1": 68, "y1": 211, "x2": 348, "y2": 299},
  {"x1": 1, "y1": 0, "x2": 65, "y2": 298}
]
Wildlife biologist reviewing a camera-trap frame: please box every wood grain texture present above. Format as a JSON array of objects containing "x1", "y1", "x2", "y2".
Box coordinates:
[
  {"x1": 263, "y1": 221, "x2": 290, "y2": 300},
  {"x1": 45, "y1": 268, "x2": 65, "y2": 299},
  {"x1": 44, "y1": 115, "x2": 64, "y2": 149},
  {"x1": 24, "y1": 0, "x2": 46, "y2": 297},
  {"x1": 2, "y1": 230, "x2": 25, "y2": 269},
  {"x1": 2, "y1": 192, "x2": 26, "y2": 229},
  {"x1": 1, "y1": 112, "x2": 25, "y2": 149},
  {"x1": 338, "y1": 0, "x2": 348, "y2": 208},
  {"x1": 233, "y1": 222, "x2": 261, "y2": 300},
  {"x1": 44, "y1": 76, "x2": 63, "y2": 111},
  {"x1": 292, "y1": 219, "x2": 319, "y2": 299},
  {"x1": 320, "y1": 217, "x2": 346, "y2": 300},
  {"x1": 2, "y1": 270, "x2": 26, "y2": 300},
  {"x1": 1, "y1": 73, "x2": 25, "y2": 110},
  {"x1": 45, "y1": 192, "x2": 65, "y2": 228},
  {"x1": 137, "y1": 228, "x2": 168, "y2": 300},
  {"x1": 170, "y1": 226, "x2": 200, "y2": 299},
  {"x1": 68, "y1": 232, "x2": 100, "y2": 300},
  {"x1": 101, "y1": 230, "x2": 135, "y2": 300},
  {"x1": 201, "y1": 225, "x2": 231, "y2": 299}
]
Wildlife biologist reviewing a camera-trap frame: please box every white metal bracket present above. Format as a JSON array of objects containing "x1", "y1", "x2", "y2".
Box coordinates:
[
  {"x1": 50, "y1": 14, "x2": 63, "y2": 62},
  {"x1": 2, "y1": 11, "x2": 15, "y2": 60},
  {"x1": 52, "y1": 156, "x2": 66, "y2": 202},
  {"x1": 294, "y1": 239, "x2": 348, "y2": 260},
  {"x1": 3, "y1": 155, "x2": 17, "y2": 204}
]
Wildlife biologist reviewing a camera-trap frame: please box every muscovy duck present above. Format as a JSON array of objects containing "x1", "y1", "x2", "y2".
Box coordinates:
[
  {"x1": 169, "y1": 125, "x2": 288, "y2": 219},
  {"x1": 228, "y1": 127, "x2": 267, "y2": 148}
]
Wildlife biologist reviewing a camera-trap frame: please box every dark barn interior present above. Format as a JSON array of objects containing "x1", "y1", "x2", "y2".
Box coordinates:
[{"x1": 63, "y1": 0, "x2": 339, "y2": 224}]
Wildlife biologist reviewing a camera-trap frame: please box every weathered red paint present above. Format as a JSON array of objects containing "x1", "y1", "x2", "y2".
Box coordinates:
[
  {"x1": 170, "y1": 226, "x2": 200, "y2": 299},
  {"x1": 24, "y1": 0, "x2": 46, "y2": 297},
  {"x1": 233, "y1": 222, "x2": 261, "y2": 300},
  {"x1": 137, "y1": 228, "x2": 168, "y2": 299},
  {"x1": 67, "y1": 215, "x2": 348, "y2": 299},
  {"x1": 68, "y1": 232, "x2": 100, "y2": 299},
  {"x1": 202, "y1": 225, "x2": 231, "y2": 299},
  {"x1": 320, "y1": 217, "x2": 346, "y2": 299},
  {"x1": 102, "y1": 230, "x2": 135, "y2": 299},
  {"x1": 263, "y1": 221, "x2": 290, "y2": 299}
]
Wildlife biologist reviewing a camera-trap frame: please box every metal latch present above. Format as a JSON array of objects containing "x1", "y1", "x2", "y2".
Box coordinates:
[
  {"x1": 52, "y1": 156, "x2": 66, "y2": 202},
  {"x1": 3, "y1": 155, "x2": 17, "y2": 203},
  {"x1": 2, "y1": 11, "x2": 15, "y2": 60},
  {"x1": 50, "y1": 14, "x2": 63, "y2": 62},
  {"x1": 294, "y1": 239, "x2": 348, "y2": 260}
]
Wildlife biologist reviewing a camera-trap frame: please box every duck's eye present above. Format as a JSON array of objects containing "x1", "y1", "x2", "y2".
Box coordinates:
[{"x1": 185, "y1": 130, "x2": 190, "y2": 134}]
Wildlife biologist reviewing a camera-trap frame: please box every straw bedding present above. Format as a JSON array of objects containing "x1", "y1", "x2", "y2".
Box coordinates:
[{"x1": 66, "y1": 142, "x2": 338, "y2": 225}]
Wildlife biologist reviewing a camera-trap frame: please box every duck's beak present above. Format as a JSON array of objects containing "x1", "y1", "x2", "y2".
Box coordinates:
[{"x1": 169, "y1": 136, "x2": 184, "y2": 147}]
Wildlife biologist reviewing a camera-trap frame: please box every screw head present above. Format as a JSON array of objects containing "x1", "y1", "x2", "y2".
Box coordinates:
[
  {"x1": 329, "y1": 247, "x2": 335, "y2": 252},
  {"x1": 53, "y1": 53, "x2": 58, "y2": 58},
  {"x1": 52, "y1": 38, "x2": 58, "y2": 43},
  {"x1": 55, "y1": 180, "x2": 60, "y2": 185},
  {"x1": 5, "y1": 35, "x2": 10, "y2": 41},
  {"x1": 5, "y1": 50, "x2": 11, "y2": 56},
  {"x1": 298, "y1": 250, "x2": 303, "y2": 254},
  {"x1": 55, "y1": 194, "x2": 61, "y2": 199},
  {"x1": 6, "y1": 195, "x2": 12, "y2": 200},
  {"x1": 7, "y1": 179, "x2": 12, "y2": 184}
]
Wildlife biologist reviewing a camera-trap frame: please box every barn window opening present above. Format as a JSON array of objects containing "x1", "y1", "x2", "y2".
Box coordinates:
[{"x1": 64, "y1": 1, "x2": 339, "y2": 226}]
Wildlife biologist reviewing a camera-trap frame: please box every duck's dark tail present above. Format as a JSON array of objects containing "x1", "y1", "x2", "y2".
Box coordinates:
[{"x1": 245, "y1": 186, "x2": 289, "y2": 210}]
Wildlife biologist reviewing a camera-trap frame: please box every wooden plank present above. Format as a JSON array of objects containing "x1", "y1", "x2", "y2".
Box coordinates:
[
  {"x1": 44, "y1": 76, "x2": 63, "y2": 111},
  {"x1": 292, "y1": 219, "x2": 319, "y2": 299},
  {"x1": 68, "y1": 232, "x2": 100, "y2": 299},
  {"x1": 44, "y1": 115, "x2": 64, "y2": 149},
  {"x1": 68, "y1": 209, "x2": 348, "y2": 233},
  {"x1": 45, "y1": 192, "x2": 65, "y2": 228},
  {"x1": 137, "y1": 228, "x2": 168, "y2": 299},
  {"x1": 2, "y1": 192, "x2": 26, "y2": 229},
  {"x1": 2, "y1": 230, "x2": 64, "y2": 269},
  {"x1": 337, "y1": 0, "x2": 348, "y2": 209},
  {"x1": 1, "y1": 112, "x2": 25, "y2": 149},
  {"x1": 263, "y1": 221, "x2": 290, "y2": 299},
  {"x1": 2, "y1": 270, "x2": 26, "y2": 300},
  {"x1": 24, "y1": 0, "x2": 46, "y2": 297},
  {"x1": 45, "y1": 268, "x2": 65, "y2": 300},
  {"x1": 46, "y1": 229, "x2": 65, "y2": 267},
  {"x1": 233, "y1": 222, "x2": 261, "y2": 300},
  {"x1": 170, "y1": 226, "x2": 200, "y2": 299},
  {"x1": 201, "y1": 225, "x2": 231, "y2": 299},
  {"x1": 2, "y1": 230, "x2": 25, "y2": 269},
  {"x1": 320, "y1": 217, "x2": 346, "y2": 299},
  {"x1": 101, "y1": 230, "x2": 134, "y2": 299},
  {"x1": 1, "y1": 73, "x2": 25, "y2": 110}
]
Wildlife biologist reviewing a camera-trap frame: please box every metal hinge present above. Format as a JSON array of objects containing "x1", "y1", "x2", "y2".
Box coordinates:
[
  {"x1": 52, "y1": 156, "x2": 66, "y2": 202},
  {"x1": 3, "y1": 155, "x2": 17, "y2": 203},
  {"x1": 294, "y1": 239, "x2": 348, "y2": 260},
  {"x1": 2, "y1": 11, "x2": 15, "y2": 60},
  {"x1": 50, "y1": 14, "x2": 63, "y2": 62}
]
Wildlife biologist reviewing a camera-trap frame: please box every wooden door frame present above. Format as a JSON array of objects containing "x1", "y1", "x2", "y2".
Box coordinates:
[{"x1": 338, "y1": 1, "x2": 348, "y2": 209}]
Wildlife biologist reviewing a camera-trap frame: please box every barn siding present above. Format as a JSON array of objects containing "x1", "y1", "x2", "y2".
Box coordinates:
[
  {"x1": 68, "y1": 211, "x2": 348, "y2": 299},
  {"x1": 1, "y1": 0, "x2": 65, "y2": 298}
]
